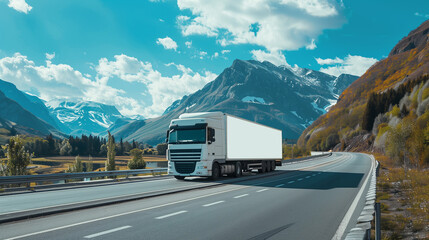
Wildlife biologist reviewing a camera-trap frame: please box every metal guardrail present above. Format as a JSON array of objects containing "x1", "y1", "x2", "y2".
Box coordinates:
[
  {"x1": 344, "y1": 156, "x2": 379, "y2": 240},
  {"x1": 0, "y1": 168, "x2": 168, "y2": 185}
]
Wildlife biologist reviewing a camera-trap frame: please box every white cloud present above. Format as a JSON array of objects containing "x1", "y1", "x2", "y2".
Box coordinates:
[
  {"x1": 199, "y1": 51, "x2": 207, "y2": 59},
  {"x1": 251, "y1": 50, "x2": 289, "y2": 67},
  {"x1": 177, "y1": 0, "x2": 344, "y2": 51},
  {"x1": 8, "y1": 0, "x2": 32, "y2": 14},
  {"x1": 415, "y1": 12, "x2": 429, "y2": 18},
  {"x1": 221, "y1": 50, "x2": 231, "y2": 54},
  {"x1": 185, "y1": 41, "x2": 192, "y2": 48},
  {"x1": 213, "y1": 52, "x2": 219, "y2": 58},
  {"x1": 159, "y1": 18, "x2": 165, "y2": 22},
  {"x1": 316, "y1": 55, "x2": 378, "y2": 77},
  {"x1": 96, "y1": 55, "x2": 217, "y2": 117},
  {"x1": 156, "y1": 36, "x2": 178, "y2": 51},
  {"x1": 45, "y1": 52, "x2": 55, "y2": 60},
  {"x1": 306, "y1": 39, "x2": 317, "y2": 50}
]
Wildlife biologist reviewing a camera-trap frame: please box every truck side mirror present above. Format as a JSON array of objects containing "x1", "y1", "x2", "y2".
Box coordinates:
[
  {"x1": 165, "y1": 130, "x2": 170, "y2": 143},
  {"x1": 208, "y1": 128, "x2": 215, "y2": 144}
]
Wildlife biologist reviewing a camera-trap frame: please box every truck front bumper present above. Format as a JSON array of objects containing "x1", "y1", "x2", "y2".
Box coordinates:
[{"x1": 168, "y1": 161, "x2": 210, "y2": 177}]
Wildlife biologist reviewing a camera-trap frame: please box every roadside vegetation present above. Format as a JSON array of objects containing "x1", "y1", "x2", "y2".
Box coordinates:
[
  {"x1": 374, "y1": 153, "x2": 429, "y2": 239},
  {"x1": 282, "y1": 144, "x2": 310, "y2": 159},
  {"x1": 0, "y1": 133, "x2": 167, "y2": 176}
]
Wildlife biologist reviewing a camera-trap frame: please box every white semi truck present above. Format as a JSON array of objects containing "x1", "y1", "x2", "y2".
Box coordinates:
[{"x1": 166, "y1": 112, "x2": 282, "y2": 180}]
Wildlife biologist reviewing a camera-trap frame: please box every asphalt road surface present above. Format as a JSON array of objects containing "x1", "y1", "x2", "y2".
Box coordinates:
[{"x1": 0, "y1": 152, "x2": 372, "y2": 240}]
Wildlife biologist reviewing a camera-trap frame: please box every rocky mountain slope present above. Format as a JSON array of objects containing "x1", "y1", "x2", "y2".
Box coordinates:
[
  {"x1": 112, "y1": 60, "x2": 358, "y2": 145},
  {"x1": 298, "y1": 20, "x2": 429, "y2": 159},
  {"x1": 0, "y1": 90, "x2": 64, "y2": 141}
]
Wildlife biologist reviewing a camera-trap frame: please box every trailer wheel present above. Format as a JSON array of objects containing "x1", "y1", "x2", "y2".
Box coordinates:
[
  {"x1": 175, "y1": 176, "x2": 185, "y2": 180},
  {"x1": 258, "y1": 161, "x2": 266, "y2": 173},
  {"x1": 266, "y1": 161, "x2": 271, "y2": 172},
  {"x1": 211, "y1": 162, "x2": 220, "y2": 180},
  {"x1": 233, "y1": 162, "x2": 242, "y2": 177},
  {"x1": 271, "y1": 160, "x2": 276, "y2": 171}
]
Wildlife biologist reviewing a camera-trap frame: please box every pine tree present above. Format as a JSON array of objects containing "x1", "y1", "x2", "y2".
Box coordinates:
[{"x1": 105, "y1": 131, "x2": 116, "y2": 171}]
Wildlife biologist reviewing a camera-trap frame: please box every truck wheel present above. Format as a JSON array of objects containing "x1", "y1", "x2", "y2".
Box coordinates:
[
  {"x1": 175, "y1": 176, "x2": 185, "y2": 180},
  {"x1": 258, "y1": 161, "x2": 266, "y2": 173},
  {"x1": 266, "y1": 161, "x2": 271, "y2": 172},
  {"x1": 211, "y1": 162, "x2": 220, "y2": 180},
  {"x1": 233, "y1": 162, "x2": 242, "y2": 177},
  {"x1": 271, "y1": 160, "x2": 276, "y2": 171}
]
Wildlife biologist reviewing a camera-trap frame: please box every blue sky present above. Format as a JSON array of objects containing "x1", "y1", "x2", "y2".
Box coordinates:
[{"x1": 0, "y1": 0, "x2": 428, "y2": 118}]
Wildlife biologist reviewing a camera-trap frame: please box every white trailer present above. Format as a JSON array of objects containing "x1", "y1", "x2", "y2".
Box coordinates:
[{"x1": 166, "y1": 112, "x2": 282, "y2": 180}]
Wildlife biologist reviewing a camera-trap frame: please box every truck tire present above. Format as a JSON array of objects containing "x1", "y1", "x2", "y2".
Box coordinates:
[
  {"x1": 258, "y1": 161, "x2": 266, "y2": 173},
  {"x1": 266, "y1": 160, "x2": 272, "y2": 172},
  {"x1": 175, "y1": 176, "x2": 185, "y2": 180},
  {"x1": 233, "y1": 162, "x2": 242, "y2": 177},
  {"x1": 211, "y1": 162, "x2": 220, "y2": 180},
  {"x1": 271, "y1": 160, "x2": 276, "y2": 171}
]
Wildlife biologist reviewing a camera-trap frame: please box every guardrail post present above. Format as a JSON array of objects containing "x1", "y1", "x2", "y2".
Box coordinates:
[{"x1": 375, "y1": 202, "x2": 381, "y2": 240}]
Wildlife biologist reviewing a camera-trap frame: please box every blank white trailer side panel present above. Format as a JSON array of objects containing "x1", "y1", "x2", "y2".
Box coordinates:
[{"x1": 226, "y1": 115, "x2": 282, "y2": 160}]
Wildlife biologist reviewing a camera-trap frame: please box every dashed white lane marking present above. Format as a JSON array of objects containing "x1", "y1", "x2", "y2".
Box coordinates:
[
  {"x1": 297, "y1": 178, "x2": 304, "y2": 181},
  {"x1": 155, "y1": 210, "x2": 187, "y2": 219},
  {"x1": 275, "y1": 184, "x2": 285, "y2": 187},
  {"x1": 84, "y1": 226, "x2": 131, "y2": 239},
  {"x1": 305, "y1": 176, "x2": 311, "y2": 179},
  {"x1": 288, "y1": 181, "x2": 295, "y2": 184},
  {"x1": 257, "y1": 188, "x2": 269, "y2": 192},
  {"x1": 312, "y1": 174, "x2": 316, "y2": 177},
  {"x1": 234, "y1": 194, "x2": 249, "y2": 199},
  {"x1": 203, "y1": 201, "x2": 225, "y2": 207}
]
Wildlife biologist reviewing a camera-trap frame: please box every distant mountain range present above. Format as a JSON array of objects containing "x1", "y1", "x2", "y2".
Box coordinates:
[
  {"x1": 111, "y1": 60, "x2": 358, "y2": 145},
  {"x1": 0, "y1": 89, "x2": 64, "y2": 143},
  {"x1": 0, "y1": 79, "x2": 127, "y2": 140},
  {"x1": 46, "y1": 100, "x2": 124, "y2": 136}
]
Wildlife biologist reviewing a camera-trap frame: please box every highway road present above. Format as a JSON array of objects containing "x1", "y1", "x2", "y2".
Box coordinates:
[{"x1": 0, "y1": 152, "x2": 373, "y2": 240}]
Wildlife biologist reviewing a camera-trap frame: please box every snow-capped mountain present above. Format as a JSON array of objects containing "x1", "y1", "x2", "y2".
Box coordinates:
[
  {"x1": 47, "y1": 100, "x2": 124, "y2": 136},
  {"x1": 112, "y1": 59, "x2": 358, "y2": 145}
]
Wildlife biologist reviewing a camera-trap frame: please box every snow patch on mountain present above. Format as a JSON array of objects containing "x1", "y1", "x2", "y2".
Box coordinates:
[{"x1": 242, "y1": 96, "x2": 271, "y2": 105}]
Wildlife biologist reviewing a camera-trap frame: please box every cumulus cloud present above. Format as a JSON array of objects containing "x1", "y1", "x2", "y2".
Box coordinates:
[
  {"x1": 177, "y1": 0, "x2": 344, "y2": 51},
  {"x1": 185, "y1": 41, "x2": 192, "y2": 48},
  {"x1": 96, "y1": 55, "x2": 217, "y2": 117},
  {"x1": 8, "y1": 0, "x2": 32, "y2": 14},
  {"x1": 316, "y1": 55, "x2": 378, "y2": 77},
  {"x1": 221, "y1": 50, "x2": 231, "y2": 54},
  {"x1": 251, "y1": 50, "x2": 289, "y2": 67},
  {"x1": 156, "y1": 36, "x2": 178, "y2": 51},
  {"x1": 45, "y1": 52, "x2": 55, "y2": 60}
]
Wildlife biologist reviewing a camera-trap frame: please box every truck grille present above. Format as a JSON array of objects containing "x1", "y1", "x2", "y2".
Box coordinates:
[
  {"x1": 170, "y1": 149, "x2": 201, "y2": 160},
  {"x1": 174, "y1": 162, "x2": 197, "y2": 174}
]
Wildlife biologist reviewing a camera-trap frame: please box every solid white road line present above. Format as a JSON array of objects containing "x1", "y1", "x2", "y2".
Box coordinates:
[
  {"x1": 84, "y1": 226, "x2": 131, "y2": 239},
  {"x1": 256, "y1": 188, "x2": 268, "y2": 192},
  {"x1": 288, "y1": 181, "x2": 295, "y2": 184},
  {"x1": 203, "y1": 201, "x2": 225, "y2": 207},
  {"x1": 155, "y1": 210, "x2": 187, "y2": 220},
  {"x1": 331, "y1": 154, "x2": 374, "y2": 240},
  {"x1": 234, "y1": 194, "x2": 249, "y2": 199},
  {"x1": 275, "y1": 184, "x2": 285, "y2": 187}
]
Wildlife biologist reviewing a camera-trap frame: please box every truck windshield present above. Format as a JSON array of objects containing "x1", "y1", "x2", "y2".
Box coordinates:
[{"x1": 168, "y1": 128, "x2": 206, "y2": 144}]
